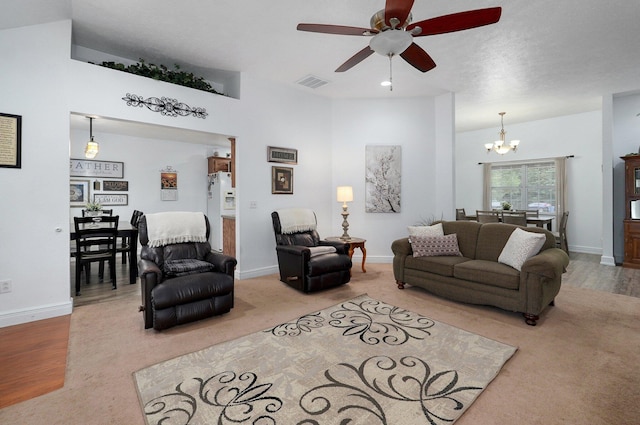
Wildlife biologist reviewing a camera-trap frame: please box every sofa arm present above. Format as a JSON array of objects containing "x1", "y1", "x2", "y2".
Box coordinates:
[
  {"x1": 138, "y1": 259, "x2": 162, "y2": 329},
  {"x1": 391, "y1": 238, "x2": 413, "y2": 285},
  {"x1": 391, "y1": 238, "x2": 412, "y2": 256},
  {"x1": 205, "y1": 252, "x2": 238, "y2": 277},
  {"x1": 521, "y1": 248, "x2": 570, "y2": 279}
]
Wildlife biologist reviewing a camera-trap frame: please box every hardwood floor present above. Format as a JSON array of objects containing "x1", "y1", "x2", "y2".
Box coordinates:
[
  {"x1": 563, "y1": 252, "x2": 640, "y2": 298},
  {"x1": 0, "y1": 315, "x2": 70, "y2": 409},
  {"x1": 1, "y1": 253, "x2": 637, "y2": 409}
]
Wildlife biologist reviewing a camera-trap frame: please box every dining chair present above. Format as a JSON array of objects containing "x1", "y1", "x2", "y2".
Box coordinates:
[
  {"x1": 501, "y1": 210, "x2": 528, "y2": 226},
  {"x1": 455, "y1": 208, "x2": 467, "y2": 221},
  {"x1": 523, "y1": 209, "x2": 539, "y2": 218},
  {"x1": 73, "y1": 215, "x2": 119, "y2": 296},
  {"x1": 554, "y1": 211, "x2": 569, "y2": 254},
  {"x1": 116, "y1": 210, "x2": 144, "y2": 265},
  {"x1": 82, "y1": 209, "x2": 113, "y2": 217},
  {"x1": 476, "y1": 210, "x2": 500, "y2": 223}
]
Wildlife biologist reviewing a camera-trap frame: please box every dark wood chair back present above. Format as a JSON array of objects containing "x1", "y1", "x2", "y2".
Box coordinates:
[
  {"x1": 501, "y1": 210, "x2": 527, "y2": 226},
  {"x1": 73, "y1": 215, "x2": 119, "y2": 296},
  {"x1": 476, "y1": 210, "x2": 500, "y2": 223}
]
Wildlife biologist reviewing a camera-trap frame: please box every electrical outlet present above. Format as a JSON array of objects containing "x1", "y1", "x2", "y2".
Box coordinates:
[
  {"x1": 250, "y1": 201, "x2": 257, "y2": 209},
  {"x1": 0, "y1": 279, "x2": 12, "y2": 294}
]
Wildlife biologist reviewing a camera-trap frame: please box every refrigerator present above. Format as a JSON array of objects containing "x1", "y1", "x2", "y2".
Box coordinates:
[{"x1": 207, "y1": 172, "x2": 235, "y2": 251}]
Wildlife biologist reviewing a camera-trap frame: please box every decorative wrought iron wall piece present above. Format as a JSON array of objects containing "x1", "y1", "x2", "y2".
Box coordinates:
[{"x1": 122, "y1": 93, "x2": 208, "y2": 119}]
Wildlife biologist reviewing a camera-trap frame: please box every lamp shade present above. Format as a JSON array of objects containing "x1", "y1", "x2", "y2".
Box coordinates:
[{"x1": 336, "y1": 186, "x2": 353, "y2": 204}]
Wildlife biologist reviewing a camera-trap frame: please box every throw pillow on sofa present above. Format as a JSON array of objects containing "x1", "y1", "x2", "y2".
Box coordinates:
[
  {"x1": 407, "y1": 222, "x2": 444, "y2": 243},
  {"x1": 498, "y1": 228, "x2": 546, "y2": 271},
  {"x1": 412, "y1": 234, "x2": 462, "y2": 257}
]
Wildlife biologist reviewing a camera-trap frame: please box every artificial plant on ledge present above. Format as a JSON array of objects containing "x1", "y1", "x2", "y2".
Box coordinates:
[{"x1": 91, "y1": 58, "x2": 224, "y2": 96}]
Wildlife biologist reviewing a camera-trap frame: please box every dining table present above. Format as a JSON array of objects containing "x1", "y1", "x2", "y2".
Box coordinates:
[
  {"x1": 464, "y1": 214, "x2": 555, "y2": 231},
  {"x1": 70, "y1": 220, "x2": 138, "y2": 284}
]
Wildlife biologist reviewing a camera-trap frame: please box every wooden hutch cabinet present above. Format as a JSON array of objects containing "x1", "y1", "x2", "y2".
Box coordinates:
[{"x1": 622, "y1": 154, "x2": 640, "y2": 268}]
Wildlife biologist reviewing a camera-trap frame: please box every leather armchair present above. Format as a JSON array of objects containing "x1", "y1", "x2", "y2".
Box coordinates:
[
  {"x1": 137, "y1": 213, "x2": 236, "y2": 330},
  {"x1": 271, "y1": 209, "x2": 352, "y2": 293}
]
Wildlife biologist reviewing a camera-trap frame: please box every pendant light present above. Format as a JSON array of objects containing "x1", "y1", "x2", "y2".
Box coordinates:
[{"x1": 85, "y1": 116, "x2": 99, "y2": 159}]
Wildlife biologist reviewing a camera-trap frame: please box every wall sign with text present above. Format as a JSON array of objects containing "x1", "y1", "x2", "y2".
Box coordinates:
[
  {"x1": 94, "y1": 193, "x2": 128, "y2": 206},
  {"x1": 70, "y1": 159, "x2": 124, "y2": 178}
]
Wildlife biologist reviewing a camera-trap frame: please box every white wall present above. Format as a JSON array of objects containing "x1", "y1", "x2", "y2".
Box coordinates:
[
  {"x1": 69, "y1": 129, "x2": 211, "y2": 220},
  {"x1": 456, "y1": 111, "x2": 603, "y2": 254},
  {"x1": 0, "y1": 21, "x2": 74, "y2": 325},
  {"x1": 331, "y1": 94, "x2": 455, "y2": 261},
  {"x1": 233, "y1": 75, "x2": 334, "y2": 278},
  {"x1": 612, "y1": 92, "x2": 640, "y2": 262}
]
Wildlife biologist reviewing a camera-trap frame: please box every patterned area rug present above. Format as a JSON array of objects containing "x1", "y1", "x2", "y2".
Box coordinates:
[{"x1": 134, "y1": 294, "x2": 516, "y2": 424}]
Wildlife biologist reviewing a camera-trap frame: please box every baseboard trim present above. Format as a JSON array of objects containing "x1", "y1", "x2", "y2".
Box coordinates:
[
  {"x1": 599, "y1": 256, "x2": 616, "y2": 267},
  {"x1": 0, "y1": 300, "x2": 73, "y2": 328}
]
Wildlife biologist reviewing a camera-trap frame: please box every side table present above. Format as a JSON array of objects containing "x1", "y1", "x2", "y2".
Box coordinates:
[{"x1": 326, "y1": 237, "x2": 366, "y2": 273}]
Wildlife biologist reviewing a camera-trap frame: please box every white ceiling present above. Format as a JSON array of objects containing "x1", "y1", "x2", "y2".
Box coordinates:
[{"x1": 5, "y1": 0, "x2": 640, "y2": 136}]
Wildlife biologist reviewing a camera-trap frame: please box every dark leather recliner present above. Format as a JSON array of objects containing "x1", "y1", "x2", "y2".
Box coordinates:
[
  {"x1": 271, "y1": 209, "x2": 352, "y2": 293},
  {"x1": 137, "y1": 213, "x2": 236, "y2": 330}
]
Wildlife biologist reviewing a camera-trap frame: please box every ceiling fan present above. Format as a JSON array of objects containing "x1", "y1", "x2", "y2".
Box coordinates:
[{"x1": 297, "y1": 0, "x2": 502, "y2": 75}]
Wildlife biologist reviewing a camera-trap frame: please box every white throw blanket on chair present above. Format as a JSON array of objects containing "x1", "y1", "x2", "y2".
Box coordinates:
[
  {"x1": 277, "y1": 208, "x2": 317, "y2": 234},
  {"x1": 145, "y1": 211, "x2": 207, "y2": 247}
]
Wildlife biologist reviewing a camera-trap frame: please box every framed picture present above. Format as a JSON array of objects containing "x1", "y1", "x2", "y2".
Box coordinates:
[
  {"x1": 267, "y1": 146, "x2": 297, "y2": 164},
  {"x1": 272, "y1": 166, "x2": 293, "y2": 194},
  {"x1": 94, "y1": 193, "x2": 128, "y2": 206},
  {"x1": 0, "y1": 112, "x2": 22, "y2": 169},
  {"x1": 70, "y1": 180, "x2": 90, "y2": 207},
  {"x1": 70, "y1": 159, "x2": 124, "y2": 178},
  {"x1": 103, "y1": 180, "x2": 129, "y2": 191}
]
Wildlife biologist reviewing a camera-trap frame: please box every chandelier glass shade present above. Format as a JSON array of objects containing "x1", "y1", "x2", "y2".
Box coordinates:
[
  {"x1": 84, "y1": 116, "x2": 99, "y2": 159},
  {"x1": 485, "y1": 112, "x2": 520, "y2": 155}
]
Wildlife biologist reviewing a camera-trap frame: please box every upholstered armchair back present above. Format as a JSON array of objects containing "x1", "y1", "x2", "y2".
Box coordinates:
[
  {"x1": 138, "y1": 215, "x2": 212, "y2": 268},
  {"x1": 271, "y1": 211, "x2": 321, "y2": 247}
]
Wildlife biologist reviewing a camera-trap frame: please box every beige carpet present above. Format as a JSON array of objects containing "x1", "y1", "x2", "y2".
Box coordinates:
[
  {"x1": 134, "y1": 294, "x2": 516, "y2": 424},
  {"x1": 0, "y1": 264, "x2": 639, "y2": 424}
]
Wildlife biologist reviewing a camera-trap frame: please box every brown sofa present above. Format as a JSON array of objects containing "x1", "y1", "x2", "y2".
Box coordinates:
[{"x1": 391, "y1": 221, "x2": 570, "y2": 325}]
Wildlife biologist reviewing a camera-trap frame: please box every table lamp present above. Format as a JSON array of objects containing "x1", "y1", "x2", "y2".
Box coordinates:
[{"x1": 336, "y1": 186, "x2": 353, "y2": 240}]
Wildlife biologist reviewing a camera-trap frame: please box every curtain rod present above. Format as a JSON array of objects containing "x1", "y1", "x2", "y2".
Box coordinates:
[{"x1": 478, "y1": 155, "x2": 574, "y2": 165}]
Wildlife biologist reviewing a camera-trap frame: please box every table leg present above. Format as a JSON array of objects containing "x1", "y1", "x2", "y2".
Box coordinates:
[
  {"x1": 359, "y1": 244, "x2": 366, "y2": 273},
  {"x1": 129, "y1": 233, "x2": 138, "y2": 284}
]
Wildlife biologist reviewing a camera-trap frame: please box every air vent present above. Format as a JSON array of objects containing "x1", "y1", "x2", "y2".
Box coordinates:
[{"x1": 296, "y1": 75, "x2": 329, "y2": 89}]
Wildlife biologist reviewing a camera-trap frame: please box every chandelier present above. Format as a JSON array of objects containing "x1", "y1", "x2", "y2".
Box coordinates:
[{"x1": 485, "y1": 112, "x2": 520, "y2": 155}]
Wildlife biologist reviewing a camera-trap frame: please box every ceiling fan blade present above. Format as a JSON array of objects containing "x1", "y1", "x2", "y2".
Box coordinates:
[
  {"x1": 384, "y1": 0, "x2": 415, "y2": 27},
  {"x1": 297, "y1": 23, "x2": 377, "y2": 36},
  {"x1": 400, "y1": 43, "x2": 436, "y2": 73},
  {"x1": 335, "y1": 46, "x2": 375, "y2": 72},
  {"x1": 408, "y1": 7, "x2": 502, "y2": 36}
]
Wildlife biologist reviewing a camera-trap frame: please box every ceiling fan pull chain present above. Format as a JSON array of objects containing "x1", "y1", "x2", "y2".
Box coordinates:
[{"x1": 388, "y1": 54, "x2": 393, "y2": 91}]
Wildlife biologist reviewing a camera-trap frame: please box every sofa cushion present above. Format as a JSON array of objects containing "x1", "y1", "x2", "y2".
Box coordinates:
[
  {"x1": 405, "y1": 255, "x2": 471, "y2": 277},
  {"x1": 408, "y1": 223, "x2": 444, "y2": 242},
  {"x1": 498, "y1": 228, "x2": 546, "y2": 271},
  {"x1": 412, "y1": 234, "x2": 462, "y2": 257},
  {"x1": 441, "y1": 221, "x2": 482, "y2": 259},
  {"x1": 163, "y1": 259, "x2": 215, "y2": 277},
  {"x1": 453, "y1": 260, "x2": 521, "y2": 290}
]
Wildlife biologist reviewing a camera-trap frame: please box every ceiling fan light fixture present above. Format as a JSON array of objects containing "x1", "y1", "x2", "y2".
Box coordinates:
[{"x1": 370, "y1": 30, "x2": 412, "y2": 56}]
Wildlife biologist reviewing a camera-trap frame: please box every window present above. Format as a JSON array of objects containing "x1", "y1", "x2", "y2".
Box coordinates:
[{"x1": 490, "y1": 162, "x2": 557, "y2": 213}]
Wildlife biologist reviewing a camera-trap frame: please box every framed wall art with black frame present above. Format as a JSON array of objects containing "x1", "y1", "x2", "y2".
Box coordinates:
[
  {"x1": 0, "y1": 112, "x2": 22, "y2": 169},
  {"x1": 267, "y1": 146, "x2": 297, "y2": 164},
  {"x1": 272, "y1": 166, "x2": 293, "y2": 194},
  {"x1": 70, "y1": 180, "x2": 91, "y2": 207}
]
